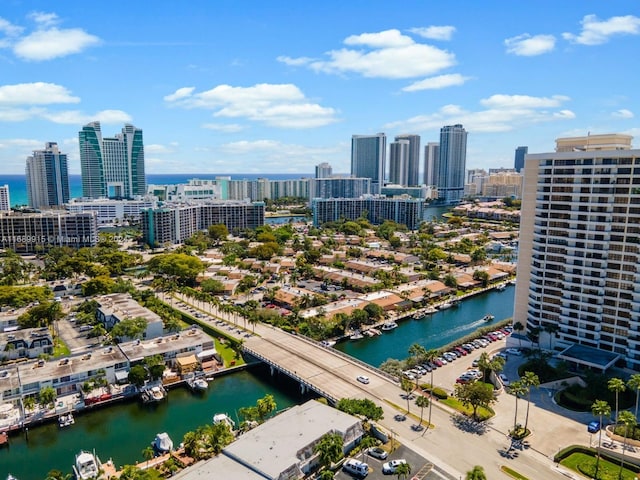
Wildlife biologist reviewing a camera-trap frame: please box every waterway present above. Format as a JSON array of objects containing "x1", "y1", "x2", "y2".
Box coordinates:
[
  {"x1": 1, "y1": 368, "x2": 307, "y2": 480},
  {"x1": 2, "y1": 284, "x2": 515, "y2": 480},
  {"x1": 335, "y1": 284, "x2": 516, "y2": 367}
]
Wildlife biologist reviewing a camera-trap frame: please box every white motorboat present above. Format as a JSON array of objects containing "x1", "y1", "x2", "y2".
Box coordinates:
[
  {"x1": 439, "y1": 302, "x2": 452, "y2": 310},
  {"x1": 381, "y1": 321, "x2": 398, "y2": 331},
  {"x1": 349, "y1": 331, "x2": 364, "y2": 340},
  {"x1": 495, "y1": 284, "x2": 506, "y2": 291},
  {"x1": 141, "y1": 385, "x2": 167, "y2": 403},
  {"x1": 213, "y1": 413, "x2": 236, "y2": 431},
  {"x1": 186, "y1": 375, "x2": 209, "y2": 392},
  {"x1": 73, "y1": 450, "x2": 102, "y2": 480},
  {"x1": 320, "y1": 340, "x2": 336, "y2": 347},
  {"x1": 152, "y1": 432, "x2": 174, "y2": 453},
  {"x1": 58, "y1": 412, "x2": 75, "y2": 428},
  {"x1": 482, "y1": 314, "x2": 495, "y2": 322}
]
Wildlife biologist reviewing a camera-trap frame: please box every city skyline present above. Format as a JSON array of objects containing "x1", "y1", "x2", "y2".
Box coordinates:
[{"x1": 0, "y1": 1, "x2": 639, "y2": 175}]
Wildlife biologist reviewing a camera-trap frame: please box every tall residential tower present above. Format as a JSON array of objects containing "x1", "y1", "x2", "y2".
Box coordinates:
[
  {"x1": 514, "y1": 146, "x2": 528, "y2": 172},
  {"x1": 25, "y1": 142, "x2": 70, "y2": 209},
  {"x1": 514, "y1": 133, "x2": 640, "y2": 369},
  {"x1": 394, "y1": 134, "x2": 421, "y2": 186},
  {"x1": 79, "y1": 122, "x2": 146, "y2": 199},
  {"x1": 388, "y1": 139, "x2": 409, "y2": 186},
  {"x1": 423, "y1": 142, "x2": 440, "y2": 186},
  {"x1": 351, "y1": 133, "x2": 386, "y2": 194},
  {"x1": 436, "y1": 124, "x2": 467, "y2": 204}
]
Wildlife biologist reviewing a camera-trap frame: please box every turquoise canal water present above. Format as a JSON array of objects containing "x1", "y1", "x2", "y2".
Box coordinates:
[
  {"x1": 2, "y1": 285, "x2": 515, "y2": 480},
  {"x1": 1, "y1": 368, "x2": 306, "y2": 480},
  {"x1": 335, "y1": 284, "x2": 516, "y2": 367}
]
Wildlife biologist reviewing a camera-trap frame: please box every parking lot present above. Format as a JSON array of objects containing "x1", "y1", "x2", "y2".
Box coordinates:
[{"x1": 334, "y1": 443, "x2": 441, "y2": 480}]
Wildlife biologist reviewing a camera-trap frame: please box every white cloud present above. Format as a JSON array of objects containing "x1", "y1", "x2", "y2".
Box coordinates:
[
  {"x1": 402, "y1": 73, "x2": 470, "y2": 92},
  {"x1": 505, "y1": 34, "x2": 556, "y2": 56},
  {"x1": 563, "y1": 14, "x2": 640, "y2": 45},
  {"x1": 284, "y1": 28, "x2": 456, "y2": 80},
  {"x1": 612, "y1": 109, "x2": 634, "y2": 119},
  {"x1": 41, "y1": 109, "x2": 132, "y2": 125},
  {"x1": 0, "y1": 17, "x2": 23, "y2": 37},
  {"x1": 28, "y1": 11, "x2": 60, "y2": 27},
  {"x1": 385, "y1": 93, "x2": 574, "y2": 133},
  {"x1": 480, "y1": 94, "x2": 570, "y2": 108},
  {"x1": 202, "y1": 123, "x2": 245, "y2": 132},
  {"x1": 165, "y1": 83, "x2": 338, "y2": 128},
  {"x1": 276, "y1": 55, "x2": 314, "y2": 66},
  {"x1": 163, "y1": 87, "x2": 195, "y2": 102},
  {"x1": 409, "y1": 26, "x2": 456, "y2": 41},
  {"x1": 0, "y1": 82, "x2": 80, "y2": 105},
  {"x1": 146, "y1": 144, "x2": 175, "y2": 154},
  {"x1": 0, "y1": 138, "x2": 43, "y2": 149},
  {"x1": 13, "y1": 27, "x2": 100, "y2": 61}
]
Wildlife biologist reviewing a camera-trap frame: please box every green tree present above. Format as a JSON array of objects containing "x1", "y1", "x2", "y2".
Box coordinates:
[
  {"x1": 454, "y1": 381, "x2": 495, "y2": 421},
  {"x1": 466, "y1": 465, "x2": 487, "y2": 480},
  {"x1": 513, "y1": 321, "x2": 525, "y2": 347},
  {"x1": 617, "y1": 410, "x2": 636, "y2": 480},
  {"x1": 401, "y1": 377, "x2": 415, "y2": 416},
  {"x1": 111, "y1": 317, "x2": 147, "y2": 341},
  {"x1": 472, "y1": 269, "x2": 489, "y2": 287},
  {"x1": 208, "y1": 224, "x2": 229, "y2": 243},
  {"x1": 313, "y1": 432, "x2": 344, "y2": 469},
  {"x1": 628, "y1": 374, "x2": 640, "y2": 420},
  {"x1": 38, "y1": 385, "x2": 56, "y2": 408},
  {"x1": 424, "y1": 349, "x2": 439, "y2": 429},
  {"x1": 507, "y1": 380, "x2": 527, "y2": 434},
  {"x1": 142, "y1": 446, "x2": 155, "y2": 467},
  {"x1": 359, "y1": 435, "x2": 378, "y2": 461},
  {"x1": 45, "y1": 469, "x2": 72, "y2": 480},
  {"x1": 205, "y1": 422, "x2": 235, "y2": 455},
  {"x1": 256, "y1": 394, "x2": 277, "y2": 422},
  {"x1": 415, "y1": 395, "x2": 430, "y2": 430},
  {"x1": 591, "y1": 399, "x2": 611, "y2": 480},
  {"x1": 608, "y1": 377, "x2": 626, "y2": 425},
  {"x1": 147, "y1": 253, "x2": 205, "y2": 286},
  {"x1": 128, "y1": 364, "x2": 149, "y2": 387},
  {"x1": 443, "y1": 274, "x2": 457, "y2": 289},
  {"x1": 395, "y1": 461, "x2": 411, "y2": 479},
  {"x1": 521, "y1": 371, "x2": 540, "y2": 433}
]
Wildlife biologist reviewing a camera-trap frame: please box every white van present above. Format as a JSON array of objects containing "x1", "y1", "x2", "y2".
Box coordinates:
[{"x1": 343, "y1": 458, "x2": 369, "y2": 478}]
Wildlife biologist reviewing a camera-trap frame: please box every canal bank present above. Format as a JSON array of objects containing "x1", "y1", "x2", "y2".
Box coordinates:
[{"x1": 1, "y1": 366, "x2": 309, "y2": 480}]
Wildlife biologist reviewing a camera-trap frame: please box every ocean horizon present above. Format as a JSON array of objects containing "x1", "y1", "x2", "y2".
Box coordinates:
[{"x1": 0, "y1": 173, "x2": 315, "y2": 207}]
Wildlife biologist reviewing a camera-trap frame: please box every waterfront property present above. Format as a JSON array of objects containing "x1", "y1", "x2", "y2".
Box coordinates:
[
  {"x1": 96, "y1": 293, "x2": 164, "y2": 341},
  {"x1": 174, "y1": 400, "x2": 364, "y2": 480}
]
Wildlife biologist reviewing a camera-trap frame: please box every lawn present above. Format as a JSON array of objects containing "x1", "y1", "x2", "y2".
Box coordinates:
[
  {"x1": 561, "y1": 452, "x2": 639, "y2": 480},
  {"x1": 215, "y1": 337, "x2": 245, "y2": 367},
  {"x1": 52, "y1": 336, "x2": 70, "y2": 357},
  {"x1": 440, "y1": 397, "x2": 494, "y2": 421},
  {"x1": 500, "y1": 465, "x2": 529, "y2": 480}
]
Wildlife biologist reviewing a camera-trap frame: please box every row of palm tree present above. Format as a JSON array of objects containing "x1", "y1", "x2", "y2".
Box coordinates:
[{"x1": 506, "y1": 371, "x2": 540, "y2": 436}]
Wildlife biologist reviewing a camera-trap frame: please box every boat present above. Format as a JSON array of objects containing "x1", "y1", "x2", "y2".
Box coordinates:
[
  {"x1": 363, "y1": 329, "x2": 375, "y2": 337},
  {"x1": 213, "y1": 413, "x2": 236, "y2": 431},
  {"x1": 141, "y1": 385, "x2": 167, "y2": 403},
  {"x1": 439, "y1": 302, "x2": 452, "y2": 310},
  {"x1": 320, "y1": 340, "x2": 336, "y2": 347},
  {"x1": 186, "y1": 375, "x2": 209, "y2": 392},
  {"x1": 58, "y1": 412, "x2": 75, "y2": 428},
  {"x1": 7, "y1": 475, "x2": 18, "y2": 480},
  {"x1": 368, "y1": 328, "x2": 381, "y2": 335},
  {"x1": 482, "y1": 314, "x2": 495, "y2": 322},
  {"x1": 73, "y1": 450, "x2": 102, "y2": 480},
  {"x1": 451, "y1": 298, "x2": 460, "y2": 307},
  {"x1": 349, "y1": 331, "x2": 364, "y2": 340},
  {"x1": 495, "y1": 284, "x2": 506, "y2": 291},
  {"x1": 381, "y1": 321, "x2": 398, "y2": 331},
  {"x1": 152, "y1": 432, "x2": 174, "y2": 454}
]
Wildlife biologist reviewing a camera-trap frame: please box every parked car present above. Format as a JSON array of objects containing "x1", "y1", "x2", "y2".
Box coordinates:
[
  {"x1": 505, "y1": 348, "x2": 522, "y2": 356},
  {"x1": 382, "y1": 459, "x2": 407, "y2": 474},
  {"x1": 343, "y1": 458, "x2": 369, "y2": 478},
  {"x1": 587, "y1": 421, "x2": 601, "y2": 433},
  {"x1": 499, "y1": 373, "x2": 510, "y2": 386},
  {"x1": 368, "y1": 447, "x2": 388, "y2": 460}
]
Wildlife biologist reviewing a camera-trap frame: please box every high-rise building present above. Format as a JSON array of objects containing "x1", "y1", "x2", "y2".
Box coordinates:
[
  {"x1": 514, "y1": 133, "x2": 640, "y2": 369},
  {"x1": 394, "y1": 134, "x2": 421, "y2": 186},
  {"x1": 309, "y1": 177, "x2": 371, "y2": 201},
  {"x1": 25, "y1": 142, "x2": 70, "y2": 209},
  {"x1": 315, "y1": 162, "x2": 333, "y2": 179},
  {"x1": 423, "y1": 142, "x2": 440, "y2": 186},
  {"x1": 312, "y1": 197, "x2": 424, "y2": 230},
  {"x1": 351, "y1": 133, "x2": 386, "y2": 194},
  {"x1": 437, "y1": 124, "x2": 467, "y2": 204},
  {"x1": 388, "y1": 139, "x2": 409, "y2": 185},
  {"x1": 0, "y1": 185, "x2": 10, "y2": 211},
  {"x1": 79, "y1": 122, "x2": 146, "y2": 199},
  {"x1": 514, "y1": 146, "x2": 528, "y2": 172}
]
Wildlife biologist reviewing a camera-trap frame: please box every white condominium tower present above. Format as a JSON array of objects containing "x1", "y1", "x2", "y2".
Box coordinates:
[
  {"x1": 79, "y1": 122, "x2": 146, "y2": 199},
  {"x1": 437, "y1": 124, "x2": 467, "y2": 204},
  {"x1": 514, "y1": 133, "x2": 640, "y2": 369},
  {"x1": 25, "y1": 142, "x2": 70, "y2": 209},
  {"x1": 351, "y1": 133, "x2": 386, "y2": 194},
  {"x1": 0, "y1": 185, "x2": 9, "y2": 211}
]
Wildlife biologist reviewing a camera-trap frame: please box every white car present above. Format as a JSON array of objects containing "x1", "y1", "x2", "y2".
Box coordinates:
[
  {"x1": 382, "y1": 459, "x2": 407, "y2": 474},
  {"x1": 357, "y1": 375, "x2": 370, "y2": 384},
  {"x1": 499, "y1": 373, "x2": 510, "y2": 386},
  {"x1": 505, "y1": 348, "x2": 522, "y2": 356}
]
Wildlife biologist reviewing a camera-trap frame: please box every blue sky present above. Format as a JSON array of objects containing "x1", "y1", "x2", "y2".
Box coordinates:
[{"x1": 0, "y1": 0, "x2": 639, "y2": 175}]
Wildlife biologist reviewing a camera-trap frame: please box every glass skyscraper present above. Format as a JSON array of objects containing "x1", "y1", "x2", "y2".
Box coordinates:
[
  {"x1": 79, "y1": 122, "x2": 146, "y2": 199},
  {"x1": 514, "y1": 146, "x2": 528, "y2": 172},
  {"x1": 351, "y1": 133, "x2": 386, "y2": 194},
  {"x1": 437, "y1": 124, "x2": 467, "y2": 204},
  {"x1": 25, "y1": 142, "x2": 70, "y2": 209},
  {"x1": 394, "y1": 134, "x2": 421, "y2": 186}
]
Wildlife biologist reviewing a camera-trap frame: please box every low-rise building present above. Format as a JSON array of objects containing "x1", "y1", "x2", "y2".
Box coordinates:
[
  {"x1": 0, "y1": 328, "x2": 53, "y2": 361},
  {"x1": 96, "y1": 293, "x2": 163, "y2": 340}
]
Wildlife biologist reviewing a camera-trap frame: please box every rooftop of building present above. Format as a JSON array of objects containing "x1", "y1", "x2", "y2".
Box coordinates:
[{"x1": 118, "y1": 327, "x2": 213, "y2": 363}]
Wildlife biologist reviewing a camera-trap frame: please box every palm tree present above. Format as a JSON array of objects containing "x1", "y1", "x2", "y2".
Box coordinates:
[
  {"x1": 507, "y1": 380, "x2": 527, "y2": 435},
  {"x1": 415, "y1": 395, "x2": 430, "y2": 430},
  {"x1": 617, "y1": 410, "x2": 636, "y2": 480},
  {"x1": 542, "y1": 323, "x2": 559, "y2": 351},
  {"x1": 142, "y1": 446, "x2": 155, "y2": 467},
  {"x1": 608, "y1": 377, "x2": 626, "y2": 425},
  {"x1": 466, "y1": 465, "x2": 487, "y2": 480},
  {"x1": 627, "y1": 374, "x2": 640, "y2": 419},
  {"x1": 359, "y1": 436, "x2": 377, "y2": 461},
  {"x1": 512, "y1": 321, "x2": 525, "y2": 348},
  {"x1": 395, "y1": 462, "x2": 411, "y2": 480},
  {"x1": 314, "y1": 433, "x2": 344, "y2": 470},
  {"x1": 521, "y1": 371, "x2": 540, "y2": 434},
  {"x1": 401, "y1": 377, "x2": 414, "y2": 416},
  {"x1": 424, "y1": 349, "x2": 439, "y2": 429},
  {"x1": 477, "y1": 352, "x2": 491, "y2": 383},
  {"x1": 591, "y1": 400, "x2": 611, "y2": 480}
]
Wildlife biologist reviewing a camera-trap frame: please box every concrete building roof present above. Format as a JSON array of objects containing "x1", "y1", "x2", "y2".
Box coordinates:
[
  {"x1": 97, "y1": 293, "x2": 163, "y2": 325},
  {"x1": 223, "y1": 400, "x2": 361, "y2": 480},
  {"x1": 172, "y1": 454, "x2": 267, "y2": 480},
  {"x1": 118, "y1": 328, "x2": 213, "y2": 363}
]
